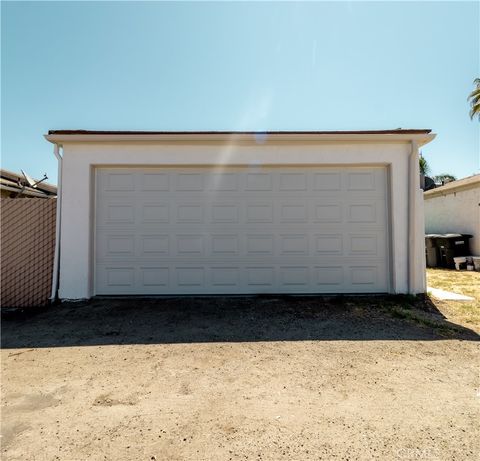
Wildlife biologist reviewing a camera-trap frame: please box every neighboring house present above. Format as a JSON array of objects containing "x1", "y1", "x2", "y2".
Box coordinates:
[
  {"x1": 424, "y1": 174, "x2": 480, "y2": 256},
  {"x1": 45, "y1": 129, "x2": 435, "y2": 299},
  {"x1": 0, "y1": 169, "x2": 57, "y2": 198}
]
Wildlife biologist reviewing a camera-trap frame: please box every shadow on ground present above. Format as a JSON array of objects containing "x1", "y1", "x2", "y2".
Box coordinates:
[{"x1": 2, "y1": 295, "x2": 479, "y2": 349}]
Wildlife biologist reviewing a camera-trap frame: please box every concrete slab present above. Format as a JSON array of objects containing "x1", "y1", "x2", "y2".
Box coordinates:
[{"x1": 427, "y1": 287, "x2": 475, "y2": 301}]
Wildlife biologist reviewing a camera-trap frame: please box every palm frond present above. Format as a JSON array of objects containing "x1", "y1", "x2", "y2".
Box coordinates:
[
  {"x1": 470, "y1": 101, "x2": 480, "y2": 119},
  {"x1": 419, "y1": 156, "x2": 430, "y2": 175},
  {"x1": 467, "y1": 88, "x2": 480, "y2": 101},
  {"x1": 468, "y1": 78, "x2": 480, "y2": 120}
]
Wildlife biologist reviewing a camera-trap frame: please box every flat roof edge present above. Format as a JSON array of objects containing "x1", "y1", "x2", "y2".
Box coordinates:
[
  {"x1": 48, "y1": 129, "x2": 432, "y2": 136},
  {"x1": 45, "y1": 129, "x2": 435, "y2": 146}
]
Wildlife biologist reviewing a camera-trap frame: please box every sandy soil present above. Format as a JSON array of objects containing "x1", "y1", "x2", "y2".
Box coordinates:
[{"x1": 2, "y1": 296, "x2": 479, "y2": 460}]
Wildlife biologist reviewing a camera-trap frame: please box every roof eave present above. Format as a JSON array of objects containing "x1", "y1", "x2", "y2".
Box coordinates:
[
  {"x1": 424, "y1": 175, "x2": 480, "y2": 197},
  {"x1": 0, "y1": 184, "x2": 52, "y2": 198},
  {"x1": 44, "y1": 131, "x2": 436, "y2": 146}
]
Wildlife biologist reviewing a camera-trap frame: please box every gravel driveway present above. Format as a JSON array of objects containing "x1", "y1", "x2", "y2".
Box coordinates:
[{"x1": 2, "y1": 296, "x2": 479, "y2": 460}]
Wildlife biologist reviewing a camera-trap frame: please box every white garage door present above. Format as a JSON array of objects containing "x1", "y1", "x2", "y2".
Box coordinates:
[{"x1": 95, "y1": 167, "x2": 389, "y2": 295}]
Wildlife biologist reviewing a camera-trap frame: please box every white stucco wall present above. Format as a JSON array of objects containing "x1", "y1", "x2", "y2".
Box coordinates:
[
  {"x1": 425, "y1": 184, "x2": 480, "y2": 256},
  {"x1": 51, "y1": 136, "x2": 427, "y2": 299}
]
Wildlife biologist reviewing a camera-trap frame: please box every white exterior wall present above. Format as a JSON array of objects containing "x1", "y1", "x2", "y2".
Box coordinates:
[
  {"x1": 56, "y1": 139, "x2": 424, "y2": 299},
  {"x1": 425, "y1": 186, "x2": 480, "y2": 256}
]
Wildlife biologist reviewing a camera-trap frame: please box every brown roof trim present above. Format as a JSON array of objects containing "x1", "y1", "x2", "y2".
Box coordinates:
[{"x1": 49, "y1": 129, "x2": 432, "y2": 135}]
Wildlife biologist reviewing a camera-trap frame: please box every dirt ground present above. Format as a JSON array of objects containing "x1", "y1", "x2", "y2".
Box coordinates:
[{"x1": 1, "y1": 296, "x2": 479, "y2": 461}]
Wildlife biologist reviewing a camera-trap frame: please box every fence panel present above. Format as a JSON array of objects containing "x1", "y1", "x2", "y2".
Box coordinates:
[{"x1": 1, "y1": 198, "x2": 56, "y2": 307}]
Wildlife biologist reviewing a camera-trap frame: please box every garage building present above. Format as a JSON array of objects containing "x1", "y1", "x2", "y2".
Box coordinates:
[{"x1": 45, "y1": 130, "x2": 435, "y2": 299}]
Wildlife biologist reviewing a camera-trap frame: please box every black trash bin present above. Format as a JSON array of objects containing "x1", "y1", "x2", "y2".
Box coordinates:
[
  {"x1": 425, "y1": 234, "x2": 441, "y2": 267},
  {"x1": 435, "y1": 234, "x2": 472, "y2": 268}
]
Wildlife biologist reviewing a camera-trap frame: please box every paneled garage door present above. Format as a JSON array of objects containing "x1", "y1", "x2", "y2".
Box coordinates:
[{"x1": 95, "y1": 167, "x2": 389, "y2": 294}]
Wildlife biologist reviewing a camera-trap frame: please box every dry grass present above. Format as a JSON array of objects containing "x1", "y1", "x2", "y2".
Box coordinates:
[{"x1": 426, "y1": 268, "x2": 480, "y2": 330}]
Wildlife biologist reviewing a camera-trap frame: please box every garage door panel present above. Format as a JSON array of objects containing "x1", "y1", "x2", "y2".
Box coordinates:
[
  {"x1": 312, "y1": 203, "x2": 343, "y2": 223},
  {"x1": 96, "y1": 263, "x2": 388, "y2": 295},
  {"x1": 99, "y1": 202, "x2": 136, "y2": 225},
  {"x1": 245, "y1": 234, "x2": 274, "y2": 256},
  {"x1": 313, "y1": 172, "x2": 342, "y2": 190},
  {"x1": 211, "y1": 203, "x2": 240, "y2": 223},
  {"x1": 211, "y1": 234, "x2": 240, "y2": 255},
  {"x1": 348, "y1": 233, "x2": 387, "y2": 256},
  {"x1": 142, "y1": 203, "x2": 170, "y2": 223},
  {"x1": 177, "y1": 267, "x2": 205, "y2": 286},
  {"x1": 95, "y1": 167, "x2": 389, "y2": 294},
  {"x1": 142, "y1": 267, "x2": 169, "y2": 287},
  {"x1": 141, "y1": 235, "x2": 170, "y2": 255},
  {"x1": 211, "y1": 267, "x2": 241, "y2": 287},
  {"x1": 101, "y1": 266, "x2": 135, "y2": 289},
  {"x1": 350, "y1": 266, "x2": 380, "y2": 289},
  {"x1": 176, "y1": 173, "x2": 205, "y2": 191},
  {"x1": 347, "y1": 171, "x2": 376, "y2": 191},
  {"x1": 105, "y1": 235, "x2": 135, "y2": 256},
  {"x1": 279, "y1": 203, "x2": 308, "y2": 223},
  {"x1": 315, "y1": 266, "x2": 344, "y2": 287},
  {"x1": 97, "y1": 198, "x2": 386, "y2": 227},
  {"x1": 246, "y1": 267, "x2": 275, "y2": 287},
  {"x1": 97, "y1": 232, "x2": 388, "y2": 261},
  {"x1": 246, "y1": 203, "x2": 274, "y2": 223},
  {"x1": 281, "y1": 266, "x2": 310, "y2": 287},
  {"x1": 99, "y1": 171, "x2": 136, "y2": 192},
  {"x1": 176, "y1": 204, "x2": 204, "y2": 223},
  {"x1": 280, "y1": 234, "x2": 309, "y2": 255},
  {"x1": 279, "y1": 173, "x2": 308, "y2": 191},
  {"x1": 176, "y1": 234, "x2": 204, "y2": 255},
  {"x1": 97, "y1": 168, "x2": 387, "y2": 194},
  {"x1": 141, "y1": 173, "x2": 170, "y2": 191},
  {"x1": 208, "y1": 173, "x2": 239, "y2": 191},
  {"x1": 315, "y1": 234, "x2": 343, "y2": 254}
]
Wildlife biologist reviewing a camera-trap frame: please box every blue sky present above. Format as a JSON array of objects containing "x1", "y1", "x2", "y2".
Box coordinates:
[{"x1": 2, "y1": 1, "x2": 479, "y2": 184}]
